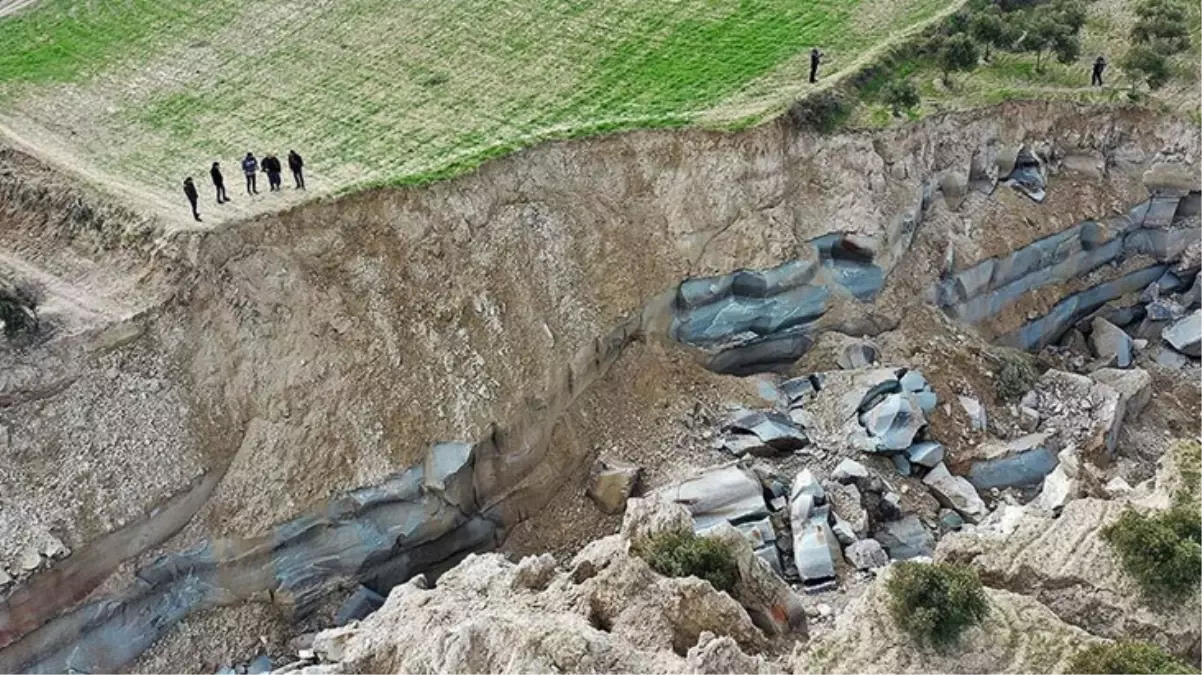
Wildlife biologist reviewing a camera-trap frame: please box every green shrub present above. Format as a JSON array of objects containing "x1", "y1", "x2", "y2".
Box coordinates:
[
  {"x1": 1102, "y1": 503, "x2": 1201, "y2": 601},
  {"x1": 635, "y1": 530, "x2": 738, "y2": 594},
  {"x1": 881, "y1": 79, "x2": 921, "y2": 116},
  {"x1": 886, "y1": 561, "x2": 990, "y2": 647},
  {"x1": 992, "y1": 349, "x2": 1039, "y2": 402},
  {"x1": 787, "y1": 91, "x2": 853, "y2": 134},
  {"x1": 1066, "y1": 640, "x2": 1199, "y2": 674}
]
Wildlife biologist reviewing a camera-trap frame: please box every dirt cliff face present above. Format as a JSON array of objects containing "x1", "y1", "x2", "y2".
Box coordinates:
[{"x1": 0, "y1": 101, "x2": 1197, "y2": 671}]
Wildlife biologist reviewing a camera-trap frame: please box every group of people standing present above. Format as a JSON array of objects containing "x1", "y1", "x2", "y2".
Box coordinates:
[{"x1": 182, "y1": 150, "x2": 306, "y2": 222}]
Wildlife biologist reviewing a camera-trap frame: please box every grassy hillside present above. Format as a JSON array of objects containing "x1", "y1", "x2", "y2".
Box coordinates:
[{"x1": 0, "y1": 0, "x2": 955, "y2": 217}]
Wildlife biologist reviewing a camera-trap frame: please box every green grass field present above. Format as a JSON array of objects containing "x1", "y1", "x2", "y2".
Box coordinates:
[{"x1": 0, "y1": 0, "x2": 956, "y2": 217}]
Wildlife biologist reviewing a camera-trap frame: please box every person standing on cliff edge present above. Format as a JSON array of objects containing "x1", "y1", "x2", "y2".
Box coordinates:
[
  {"x1": 809, "y1": 48, "x2": 824, "y2": 83},
  {"x1": 210, "y1": 161, "x2": 230, "y2": 203},
  {"x1": 288, "y1": 150, "x2": 305, "y2": 190},
  {"x1": 242, "y1": 152, "x2": 259, "y2": 195},
  {"x1": 183, "y1": 177, "x2": 201, "y2": 222},
  {"x1": 1091, "y1": 55, "x2": 1107, "y2": 86}
]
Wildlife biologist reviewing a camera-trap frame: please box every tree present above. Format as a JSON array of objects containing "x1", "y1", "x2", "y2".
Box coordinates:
[
  {"x1": 1121, "y1": 45, "x2": 1172, "y2": 91},
  {"x1": 929, "y1": 33, "x2": 980, "y2": 85},
  {"x1": 1131, "y1": 0, "x2": 1192, "y2": 55},
  {"x1": 1014, "y1": 0, "x2": 1087, "y2": 72},
  {"x1": 886, "y1": 562, "x2": 990, "y2": 646},
  {"x1": 969, "y1": 7, "x2": 1017, "y2": 60},
  {"x1": 882, "y1": 79, "x2": 921, "y2": 116}
]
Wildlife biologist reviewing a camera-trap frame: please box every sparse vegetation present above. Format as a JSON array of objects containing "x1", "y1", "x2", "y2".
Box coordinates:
[
  {"x1": 0, "y1": 280, "x2": 40, "y2": 340},
  {"x1": 991, "y1": 349, "x2": 1040, "y2": 402},
  {"x1": 635, "y1": 530, "x2": 739, "y2": 594},
  {"x1": 1101, "y1": 442, "x2": 1201, "y2": 602},
  {"x1": 1065, "y1": 641, "x2": 1199, "y2": 674},
  {"x1": 882, "y1": 78, "x2": 922, "y2": 115},
  {"x1": 886, "y1": 561, "x2": 990, "y2": 647},
  {"x1": 788, "y1": 91, "x2": 855, "y2": 133}
]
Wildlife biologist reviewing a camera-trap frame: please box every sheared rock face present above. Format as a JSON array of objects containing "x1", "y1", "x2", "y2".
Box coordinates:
[
  {"x1": 936, "y1": 455, "x2": 1202, "y2": 660},
  {"x1": 791, "y1": 567, "x2": 1100, "y2": 674}
]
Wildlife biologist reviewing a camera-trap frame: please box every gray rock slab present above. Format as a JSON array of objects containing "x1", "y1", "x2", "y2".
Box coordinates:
[
  {"x1": 898, "y1": 370, "x2": 929, "y2": 393},
  {"x1": 657, "y1": 464, "x2": 768, "y2": 532},
  {"x1": 1089, "y1": 317, "x2": 1133, "y2": 368},
  {"x1": 837, "y1": 341, "x2": 879, "y2": 370},
  {"x1": 873, "y1": 515, "x2": 935, "y2": 560},
  {"x1": 844, "y1": 539, "x2": 889, "y2": 570},
  {"x1": 860, "y1": 393, "x2": 924, "y2": 450},
  {"x1": 905, "y1": 441, "x2": 945, "y2": 468},
  {"x1": 1163, "y1": 309, "x2": 1201, "y2": 357},
  {"x1": 966, "y1": 446, "x2": 1059, "y2": 491},
  {"x1": 922, "y1": 463, "x2": 987, "y2": 524},
  {"x1": 832, "y1": 458, "x2": 868, "y2": 484}
]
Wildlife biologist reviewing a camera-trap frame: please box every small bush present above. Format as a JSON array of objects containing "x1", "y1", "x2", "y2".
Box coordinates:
[
  {"x1": 1066, "y1": 640, "x2": 1199, "y2": 674},
  {"x1": 1102, "y1": 503, "x2": 1201, "y2": 601},
  {"x1": 992, "y1": 349, "x2": 1039, "y2": 402},
  {"x1": 0, "y1": 281, "x2": 40, "y2": 339},
  {"x1": 788, "y1": 91, "x2": 853, "y2": 134},
  {"x1": 886, "y1": 561, "x2": 989, "y2": 647},
  {"x1": 635, "y1": 530, "x2": 738, "y2": 594},
  {"x1": 881, "y1": 78, "x2": 921, "y2": 115}
]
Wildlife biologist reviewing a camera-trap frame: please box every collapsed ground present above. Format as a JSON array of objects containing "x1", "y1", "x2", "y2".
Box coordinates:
[{"x1": 0, "y1": 101, "x2": 1198, "y2": 673}]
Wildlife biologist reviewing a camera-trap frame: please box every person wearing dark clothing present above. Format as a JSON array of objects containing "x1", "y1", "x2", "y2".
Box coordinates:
[
  {"x1": 183, "y1": 177, "x2": 201, "y2": 222},
  {"x1": 288, "y1": 150, "x2": 305, "y2": 189},
  {"x1": 1091, "y1": 56, "x2": 1107, "y2": 87},
  {"x1": 809, "y1": 48, "x2": 823, "y2": 83},
  {"x1": 210, "y1": 161, "x2": 230, "y2": 203},
  {"x1": 242, "y1": 153, "x2": 259, "y2": 195},
  {"x1": 263, "y1": 154, "x2": 283, "y2": 191}
]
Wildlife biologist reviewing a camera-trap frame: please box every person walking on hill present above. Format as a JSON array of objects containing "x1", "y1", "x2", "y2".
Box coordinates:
[
  {"x1": 1091, "y1": 55, "x2": 1107, "y2": 87},
  {"x1": 183, "y1": 177, "x2": 201, "y2": 222},
  {"x1": 263, "y1": 154, "x2": 283, "y2": 191},
  {"x1": 210, "y1": 161, "x2": 230, "y2": 203},
  {"x1": 809, "y1": 48, "x2": 824, "y2": 83},
  {"x1": 288, "y1": 150, "x2": 305, "y2": 190},
  {"x1": 242, "y1": 152, "x2": 259, "y2": 195}
]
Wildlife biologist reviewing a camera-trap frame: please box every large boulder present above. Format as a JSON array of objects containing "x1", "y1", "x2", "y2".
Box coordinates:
[
  {"x1": 872, "y1": 515, "x2": 934, "y2": 560},
  {"x1": 860, "y1": 393, "x2": 925, "y2": 451},
  {"x1": 922, "y1": 463, "x2": 987, "y2": 524},
  {"x1": 1088, "y1": 368, "x2": 1152, "y2": 423},
  {"x1": 791, "y1": 567, "x2": 1100, "y2": 674},
  {"x1": 656, "y1": 464, "x2": 768, "y2": 532},
  {"x1": 1163, "y1": 309, "x2": 1201, "y2": 357},
  {"x1": 587, "y1": 458, "x2": 642, "y2": 515}
]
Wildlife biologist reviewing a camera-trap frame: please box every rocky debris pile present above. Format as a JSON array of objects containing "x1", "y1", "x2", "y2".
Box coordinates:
[
  {"x1": 1002, "y1": 146, "x2": 1049, "y2": 203},
  {"x1": 791, "y1": 566, "x2": 1100, "y2": 674},
  {"x1": 1, "y1": 535, "x2": 70, "y2": 588},
  {"x1": 281, "y1": 499, "x2": 798, "y2": 674}
]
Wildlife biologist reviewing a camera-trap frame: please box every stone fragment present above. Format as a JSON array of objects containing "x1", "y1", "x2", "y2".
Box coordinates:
[
  {"x1": 873, "y1": 515, "x2": 935, "y2": 560},
  {"x1": 587, "y1": 458, "x2": 642, "y2": 514},
  {"x1": 844, "y1": 539, "x2": 889, "y2": 570},
  {"x1": 1147, "y1": 299, "x2": 1186, "y2": 322},
  {"x1": 0, "y1": 566, "x2": 10, "y2": 587},
  {"x1": 41, "y1": 535, "x2": 69, "y2": 560},
  {"x1": 724, "y1": 410, "x2": 810, "y2": 454},
  {"x1": 1030, "y1": 464, "x2": 1078, "y2": 515},
  {"x1": 837, "y1": 341, "x2": 878, "y2": 370},
  {"x1": 938, "y1": 509, "x2": 964, "y2": 530},
  {"x1": 831, "y1": 519, "x2": 857, "y2": 547},
  {"x1": 1155, "y1": 346, "x2": 1191, "y2": 369},
  {"x1": 958, "y1": 396, "x2": 987, "y2": 432},
  {"x1": 922, "y1": 463, "x2": 987, "y2": 524},
  {"x1": 826, "y1": 482, "x2": 868, "y2": 536},
  {"x1": 18, "y1": 546, "x2": 41, "y2": 572},
  {"x1": 247, "y1": 655, "x2": 272, "y2": 674},
  {"x1": 1089, "y1": 317, "x2": 1133, "y2": 368},
  {"x1": 790, "y1": 469, "x2": 824, "y2": 502},
  {"x1": 335, "y1": 585, "x2": 387, "y2": 626},
  {"x1": 513, "y1": 553, "x2": 558, "y2": 591},
  {"x1": 898, "y1": 370, "x2": 928, "y2": 393},
  {"x1": 966, "y1": 435, "x2": 1059, "y2": 491},
  {"x1": 832, "y1": 458, "x2": 868, "y2": 484},
  {"x1": 656, "y1": 465, "x2": 767, "y2": 532},
  {"x1": 913, "y1": 390, "x2": 938, "y2": 415},
  {"x1": 1163, "y1": 309, "x2": 1201, "y2": 357},
  {"x1": 1089, "y1": 368, "x2": 1152, "y2": 422},
  {"x1": 793, "y1": 506, "x2": 839, "y2": 590},
  {"x1": 1104, "y1": 476, "x2": 1133, "y2": 498},
  {"x1": 905, "y1": 441, "x2": 944, "y2": 468},
  {"x1": 1018, "y1": 405, "x2": 1041, "y2": 432},
  {"x1": 860, "y1": 394, "x2": 925, "y2": 450},
  {"x1": 891, "y1": 454, "x2": 912, "y2": 476},
  {"x1": 736, "y1": 517, "x2": 777, "y2": 550}
]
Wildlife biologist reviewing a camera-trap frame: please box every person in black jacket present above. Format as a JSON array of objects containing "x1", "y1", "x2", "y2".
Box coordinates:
[
  {"x1": 242, "y1": 152, "x2": 259, "y2": 195},
  {"x1": 210, "y1": 161, "x2": 230, "y2": 203},
  {"x1": 1091, "y1": 55, "x2": 1107, "y2": 86},
  {"x1": 288, "y1": 150, "x2": 305, "y2": 189},
  {"x1": 183, "y1": 177, "x2": 201, "y2": 222},
  {"x1": 809, "y1": 48, "x2": 823, "y2": 83},
  {"x1": 263, "y1": 154, "x2": 282, "y2": 191}
]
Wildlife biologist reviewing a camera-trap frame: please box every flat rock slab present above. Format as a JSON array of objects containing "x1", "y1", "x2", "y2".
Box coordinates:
[
  {"x1": 922, "y1": 463, "x2": 987, "y2": 524},
  {"x1": 657, "y1": 464, "x2": 768, "y2": 532},
  {"x1": 1163, "y1": 308, "x2": 1201, "y2": 357},
  {"x1": 873, "y1": 515, "x2": 934, "y2": 560}
]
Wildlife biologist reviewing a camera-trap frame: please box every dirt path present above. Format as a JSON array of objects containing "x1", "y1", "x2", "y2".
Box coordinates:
[
  {"x1": 0, "y1": 0, "x2": 37, "y2": 18},
  {"x1": 0, "y1": 252, "x2": 134, "y2": 336}
]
